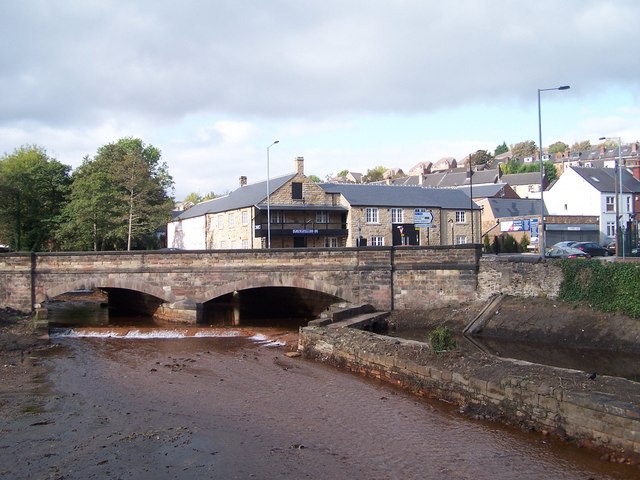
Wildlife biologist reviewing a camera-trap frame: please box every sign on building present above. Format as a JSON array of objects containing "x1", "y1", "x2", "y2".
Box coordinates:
[{"x1": 414, "y1": 209, "x2": 434, "y2": 228}]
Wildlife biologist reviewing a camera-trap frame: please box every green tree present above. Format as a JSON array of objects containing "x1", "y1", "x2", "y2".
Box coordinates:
[
  {"x1": 362, "y1": 166, "x2": 386, "y2": 183},
  {"x1": 57, "y1": 157, "x2": 121, "y2": 251},
  {"x1": 548, "y1": 141, "x2": 568, "y2": 155},
  {"x1": 59, "y1": 138, "x2": 174, "y2": 251},
  {"x1": 308, "y1": 175, "x2": 322, "y2": 183},
  {"x1": 469, "y1": 150, "x2": 493, "y2": 166},
  {"x1": 183, "y1": 191, "x2": 216, "y2": 205},
  {"x1": 0, "y1": 145, "x2": 71, "y2": 251},
  {"x1": 494, "y1": 142, "x2": 508, "y2": 156},
  {"x1": 337, "y1": 169, "x2": 349, "y2": 177},
  {"x1": 510, "y1": 140, "x2": 537, "y2": 158},
  {"x1": 571, "y1": 140, "x2": 591, "y2": 152}
]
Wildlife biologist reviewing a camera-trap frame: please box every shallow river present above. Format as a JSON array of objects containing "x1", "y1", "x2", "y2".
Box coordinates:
[{"x1": 3, "y1": 301, "x2": 635, "y2": 479}]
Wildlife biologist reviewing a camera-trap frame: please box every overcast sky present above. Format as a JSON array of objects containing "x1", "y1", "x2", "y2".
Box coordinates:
[{"x1": 1, "y1": 0, "x2": 639, "y2": 199}]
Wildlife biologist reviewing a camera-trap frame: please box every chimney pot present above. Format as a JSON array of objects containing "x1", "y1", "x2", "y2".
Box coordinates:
[{"x1": 239, "y1": 176, "x2": 247, "y2": 187}]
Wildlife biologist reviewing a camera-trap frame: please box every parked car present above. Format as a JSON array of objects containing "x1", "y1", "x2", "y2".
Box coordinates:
[
  {"x1": 604, "y1": 241, "x2": 616, "y2": 255},
  {"x1": 545, "y1": 247, "x2": 591, "y2": 259},
  {"x1": 551, "y1": 240, "x2": 578, "y2": 249},
  {"x1": 571, "y1": 241, "x2": 608, "y2": 257}
]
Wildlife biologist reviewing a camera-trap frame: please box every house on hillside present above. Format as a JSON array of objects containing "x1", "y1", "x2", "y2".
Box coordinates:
[
  {"x1": 454, "y1": 182, "x2": 519, "y2": 201},
  {"x1": 501, "y1": 172, "x2": 546, "y2": 199},
  {"x1": 544, "y1": 166, "x2": 640, "y2": 245}
]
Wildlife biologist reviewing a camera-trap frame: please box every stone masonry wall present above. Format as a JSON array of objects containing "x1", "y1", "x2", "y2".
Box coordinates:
[
  {"x1": 476, "y1": 254, "x2": 563, "y2": 300},
  {"x1": 299, "y1": 326, "x2": 640, "y2": 458}
]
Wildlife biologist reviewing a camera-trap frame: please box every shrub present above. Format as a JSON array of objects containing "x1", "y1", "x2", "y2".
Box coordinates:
[
  {"x1": 428, "y1": 326, "x2": 457, "y2": 352},
  {"x1": 559, "y1": 260, "x2": 640, "y2": 318}
]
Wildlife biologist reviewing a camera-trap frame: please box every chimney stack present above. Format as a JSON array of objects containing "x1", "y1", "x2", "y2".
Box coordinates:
[
  {"x1": 295, "y1": 156, "x2": 304, "y2": 175},
  {"x1": 239, "y1": 176, "x2": 247, "y2": 187}
]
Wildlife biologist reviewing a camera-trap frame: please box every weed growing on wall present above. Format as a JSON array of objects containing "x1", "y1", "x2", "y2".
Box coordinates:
[
  {"x1": 559, "y1": 260, "x2": 640, "y2": 318},
  {"x1": 428, "y1": 326, "x2": 457, "y2": 352}
]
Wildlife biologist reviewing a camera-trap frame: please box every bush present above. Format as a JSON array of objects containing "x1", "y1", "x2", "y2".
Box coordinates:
[
  {"x1": 519, "y1": 233, "x2": 530, "y2": 252},
  {"x1": 559, "y1": 260, "x2": 640, "y2": 318},
  {"x1": 428, "y1": 326, "x2": 457, "y2": 352}
]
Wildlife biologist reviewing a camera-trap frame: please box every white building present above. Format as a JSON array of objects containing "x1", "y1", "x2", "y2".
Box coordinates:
[{"x1": 544, "y1": 166, "x2": 640, "y2": 244}]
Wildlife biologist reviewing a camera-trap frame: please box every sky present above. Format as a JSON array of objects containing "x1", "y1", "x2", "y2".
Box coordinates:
[{"x1": 1, "y1": 0, "x2": 639, "y2": 200}]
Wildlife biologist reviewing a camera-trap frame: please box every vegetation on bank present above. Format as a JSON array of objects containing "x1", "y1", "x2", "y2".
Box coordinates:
[
  {"x1": 428, "y1": 326, "x2": 457, "y2": 352},
  {"x1": 559, "y1": 260, "x2": 640, "y2": 318}
]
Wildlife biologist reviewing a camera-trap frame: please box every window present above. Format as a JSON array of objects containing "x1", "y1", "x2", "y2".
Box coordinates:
[
  {"x1": 626, "y1": 196, "x2": 631, "y2": 213},
  {"x1": 272, "y1": 211, "x2": 285, "y2": 224},
  {"x1": 242, "y1": 239, "x2": 249, "y2": 249},
  {"x1": 228, "y1": 213, "x2": 235, "y2": 227},
  {"x1": 220, "y1": 240, "x2": 228, "y2": 249},
  {"x1": 365, "y1": 208, "x2": 379, "y2": 224},
  {"x1": 316, "y1": 211, "x2": 329, "y2": 223},
  {"x1": 606, "y1": 221, "x2": 616, "y2": 237},
  {"x1": 391, "y1": 208, "x2": 403, "y2": 224},
  {"x1": 455, "y1": 235, "x2": 468, "y2": 245},
  {"x1": 371, "y1": 236, "x2": 384, "y2": 246},
  {"x1": 324, "y1": 237, "x2": 338, "y2": 248},
  {"x1": 217, "y1": 215, "x2": 223, "y2": 229},
  {"x1": 292, "y1": 182, "x2": 303, "y2": 200},
  {"x1": 605, "y1": 196, "x2": 615, "y2": 212},
  {"x1": 455, "y1": 211, "x2": 466, "y2": 223},
  {"x1": 242, "y1": 211, "x2": 249, "y2": 226}
]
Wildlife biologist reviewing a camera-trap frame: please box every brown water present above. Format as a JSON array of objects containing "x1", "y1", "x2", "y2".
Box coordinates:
[
  {"x1": 11, "y1": 300, "x2": 634, "y2": 479},
  {"x1": 0, "y1": 335, "x2": 635, "y2": 479}
]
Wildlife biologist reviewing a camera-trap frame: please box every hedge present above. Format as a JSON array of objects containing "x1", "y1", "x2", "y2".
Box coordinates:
[{"x1": 559, "y1": 260, "x2": 640, "y2": 318}]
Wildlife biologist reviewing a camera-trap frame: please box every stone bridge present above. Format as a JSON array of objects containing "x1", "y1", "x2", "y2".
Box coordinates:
[{"x1": 0, "y1": 246, "x2": 481, "y2": 324}]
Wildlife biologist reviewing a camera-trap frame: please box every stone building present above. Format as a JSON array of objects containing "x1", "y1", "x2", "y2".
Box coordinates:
[{"x1": 167, "y1": 157, "x2": 481, "y2": 250}]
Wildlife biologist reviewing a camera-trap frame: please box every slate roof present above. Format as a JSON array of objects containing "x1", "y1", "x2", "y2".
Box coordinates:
[
  {"x1": 501, "y1": 171, "x2": 541, "y2": 186},
  {"x1": 453, "y1": 183, "x2": 514, "y2": 199},
  {"x1": 175, "y1": 173, "x2": 296, "y2": 220},
  {"x1": 319, "y1": 183, "x2": 480, "y2": 210},
  {"x1": 572, "y1": 167, "x2": 640, "y2": 194},
  {"x1": 485, "y1": 198, "x2": 542, "y2": 218}
]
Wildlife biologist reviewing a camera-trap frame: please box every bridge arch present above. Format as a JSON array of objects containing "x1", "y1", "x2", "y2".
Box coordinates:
[
  {"x1": 200, "y1": 273, "x2": 355, "y2": 305},
  {"x1": 37, "y1": 277, "x2": 175, "y2": 305}
]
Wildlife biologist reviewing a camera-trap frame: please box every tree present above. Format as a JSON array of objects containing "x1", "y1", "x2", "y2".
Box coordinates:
[
  {"x1": 468, "y1": 150, "x2": 493, "y2": 166},
  {"x1": 0, "y1": 145, "x2": 71, "y2": 251},
  {"x1": 337, "y1": 169, "x2": 349, "y2": 177},
  {"x1": 59, "y1": 138, "x2": 174, "y2": 251},
  {"x1": 494, "y1": 142, "x2": 508, "y2": 156},
  {"x1": 183, "y1": 191, "x2": 216, "y2": 205},
  {"x1": 362, "y1": 166, "x2": 386, "y2": 183},
  {"x1": 548, "y1": 141, "x2": 568, "y2": 155},
  {"x1": 308, "y1": 175, "x2": 322, "y2": 183},
  {"x1": 571, "y1": 140, "x2": 591, "y2": 152},
  {"x1": 510, "y1": 140, "x2": 537, "y2": 158}
]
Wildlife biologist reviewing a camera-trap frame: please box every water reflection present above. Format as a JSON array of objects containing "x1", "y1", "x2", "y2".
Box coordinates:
[{"x1": 389, "y1": 327, "x2": 640, "y2": 381}]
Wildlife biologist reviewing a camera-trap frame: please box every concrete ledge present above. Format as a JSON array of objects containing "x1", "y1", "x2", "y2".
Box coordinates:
[{"x1": 299, "y1": 326, "x2": 640, "y2": 460}]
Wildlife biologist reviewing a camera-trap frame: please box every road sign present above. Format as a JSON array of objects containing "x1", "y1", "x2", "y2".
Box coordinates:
[{"x1": 414, "y1": 209, "x2": 434, "y2": 228}]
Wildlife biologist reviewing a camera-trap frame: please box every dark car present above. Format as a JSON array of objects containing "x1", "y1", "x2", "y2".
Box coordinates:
[
  {"x1": 571, "y1": 242, "x2": 608, "y2": 257},
  {"x1": 551, "y1": 241, "x2": 578, "y2": 249},
  {"x1": 546, "y1": 247, "x2": 591, "y2": 259},
  {"x1": 604, "y1": 241, "x2": 617, "y2": 255}
]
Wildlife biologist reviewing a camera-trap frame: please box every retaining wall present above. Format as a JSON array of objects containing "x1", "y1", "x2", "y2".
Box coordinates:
[{"x1": 299, "y1": 326, "x2": 640, "y2": 459}]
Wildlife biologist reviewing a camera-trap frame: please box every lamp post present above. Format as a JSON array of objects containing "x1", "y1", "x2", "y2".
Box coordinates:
[
  {"x1": 599, "y1": 136, "x2": 623, "y2": 257},
  {"x1": 537, "y1": 85, "x2": 570, "y2": 255},
  {"x1": 266, "y1": 140, "x2": 279, "y2": 248}
]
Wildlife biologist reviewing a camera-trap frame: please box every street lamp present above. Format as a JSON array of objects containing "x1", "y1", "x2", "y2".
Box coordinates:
[
  {"x1": 266, "y1": 140, "x2": 279, "y2": 249},
  {"x1": 537, "y1": 85, "x2": 570, "y2": 255},
  {"x1": 599, "y1": 136, "x2": 623, "y2": 257}
]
